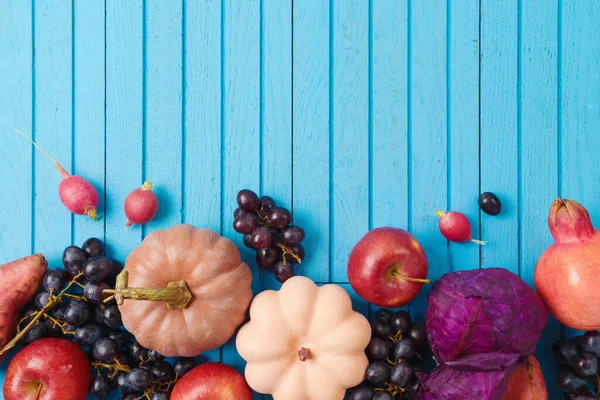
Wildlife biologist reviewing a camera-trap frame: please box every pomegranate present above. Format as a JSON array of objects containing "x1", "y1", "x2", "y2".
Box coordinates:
[
  {"x1": 534, "y1": 198, "x2": 600, "y2": 330},
  {"x1": 503, "y1": 355, "x2": 547, "y2": 400}
]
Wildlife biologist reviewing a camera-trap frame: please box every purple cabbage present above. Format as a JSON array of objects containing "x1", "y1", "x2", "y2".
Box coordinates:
[{"x1": 426, "y1": 268, "x2": 547, "y2": 363}]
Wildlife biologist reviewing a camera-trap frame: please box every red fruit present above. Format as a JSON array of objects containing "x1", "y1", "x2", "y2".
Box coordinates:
[
  {"x1": 124, "y1": 181, "x2": 159, "y2": 228},
  {"x1": 3, "y1": 338, "x2": 91, "y2": 400},
  {"x1": 347, "y1": 227, "x2": 429, "y2": 308},
  {"x1": 435, "y1": 210, "x2": 485, "y2": 245},
  {"x1": 535, "y1": 198, "x2": 600, "y2": 330},
  {"x1": 15, "y1": 129, "x2": 99, "y2": 220},
  {"x1": 503, "y1": 355, "x2": 547, "y2": 400},
  {"x1": 170, "y1": 362, "x2": 253, "y2": 400}
]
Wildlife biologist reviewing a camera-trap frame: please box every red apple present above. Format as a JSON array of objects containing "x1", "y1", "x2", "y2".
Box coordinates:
[
  {"x1": 347, "y1": 227, "x2": 429, "y2": 307},
  {"x1": 171, "y1": 362, "x2": 253, "y2": 400},
  {"x1": 3, "y1": 338, "x2": 91, "y2": 400}
]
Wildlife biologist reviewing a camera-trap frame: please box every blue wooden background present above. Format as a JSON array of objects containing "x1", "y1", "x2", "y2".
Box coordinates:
[{"x1": 1, "y1": 0, "x2": 600, "y2": 399}]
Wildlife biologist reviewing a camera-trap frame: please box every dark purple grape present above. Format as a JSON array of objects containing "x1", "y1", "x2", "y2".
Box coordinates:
[
  {"x1": 390, "y1": 362, "x2": 413, "y2": 387},
  {"x1": 109, "y1": 258, "x2": 122, "y2": 277},
  {"x1": 101, "y1": 303, "x2": 122, "y2": 328},
  {"x1": 281, "y1": 226, "x2": 305, "y2": 245},
  {"x1": 409, "y1": 321, "x2": 427, "y2": 347},
  {"x1": 150, "y1": 390, "x2": 170, "y2": 400},
  {"x1": 19, "y1": 321, "x2": 46, "y2": 344},
  {"x1": 62, "y1": 245, "x2": 87, "y2": 275},
  {"x1": 348, "y1": 384, "x2": 375, "y2": 400},
  {"x1": 82, "y1": 237, "x2": 104, "y2": 257},
  {"x1": 243, "y1": 234, "x2": 255, "y2": 248},
  {"x1": 119, "y1": 394, "x2": 137, "y2": 400},
  {"x1": 274, "y1": 262, "x2": 294, "y2": 283},
  {"x1": 93, "y1": 337, "x2": 120, "y2": 362},
  {"x1": 127, "y1": 367, "x2": 153, "y2": 391},
  {"x1": 233, "y1": 207, "x2": 245, "y2": 218},
  {"x1": 284, "y1": 243, "x2": 305, "y2": 264},
  {"x1": 558, "y1": 367, "x2": 587, "y2": 393},
  {"x1": 553, "y1": 340, "x2": 579, "y2": 365},
  {"x1": 267, "y1": 207, "x2": 292, "y2": 228},
  {"x1": 407, "y1": 377, "x2": 421, "y2": 393},
  {"x1": 366, "y1": 338, "x2": 393, "y2": 361},
  {"x1": 42, "y1": 269, "x2": 68, "y2": 293},
  {"x1": 373, "y1": 391, "x2": 395, "y2": 400},
  {"x1": 365, "y1": 361, "x2": 389, "y2": 386},
  {"x1": 233, "y1": 213, "x2": 260, "y2": 234},
  {"x1": 84, "y1": 281, "x2": 110, "y2": 304},
  {"x1": 34, "y1": 291, "x2": 52, "y2": 309},
  {"x1": 83, "y1": 256, "x2": 114, "y2": 282},
  {"x1": 251, "y1": 226, "x2": 272, "y2": 248},
  {"x1": 237, "y1": 189, "x2": 259, "y2": 212},
  {"x1": 394, "y1": 338, "x2": 417, "y2": 360},
  {"x1": 256, "y1": 246, "x2": 282, "y2": 269},
  {"x1": 375, "y1": 308, "x2": 393, "y2": 322},
  {"x1": 174, "y1": 357, "x2": 197, "y2": 376},
  {"x1": 371, "y1": 319, "x2": 393, "y2": 339},
  {"x1": 63, "y1": 300, "x2": 90, "y2": 327},
  {"x1": 257, "y1": 196, "x2": 276, "y2": 215},
  {"x1": 107, "y1": 329, "x2": 127, "y2": 349},
  {"x1": 573, "y1": 353, "x2": 598, "y2": 377},
  {"x1": 390, "y1": 310, "x2": 412, "y2": 333},
  {"x1": 116, "y1": 373, "x2": 136, "y2": 394},
  {"x1": 151, "y1": 360, "x2": 176, "y2": 382},
  {"x1": 567, "y1": 391, "x2": 597, "y2": 400},
  {"x1": 576, "y1": 331, "x2": 600, "y2": 357},
  {"x1": 44, "y1": 318, "x2": 63, "y2": 337},
  {"x1": 128, "y1": 339, "x2": 149, "y2": 362},
  {"x1": 91, "y1": 375, "x2": 111, "y2": 399},
  {"x1": 409, "y1": 358, "x2": 426, "y2": 373},
  {"x1": 478, "y1": 192, "x2": 502, "y2": 216},
  {"x1": 74, "y1": 323, "x2": 105, "y2": 346},
  {"x1": 148, "y1": 349, "x2": 165, "y2": 362}
]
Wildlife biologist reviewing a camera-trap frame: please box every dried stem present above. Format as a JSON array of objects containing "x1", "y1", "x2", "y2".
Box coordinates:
[
  {"x1": 0, "y1": 272, "x2": 84, "y2": 355},
  {"x1": 277, "y1": 242, "x2": 302, "y2": 264}
]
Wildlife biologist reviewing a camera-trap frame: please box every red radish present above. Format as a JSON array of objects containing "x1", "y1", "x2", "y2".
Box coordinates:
[
  {"x1": 124, "y1": 181, "x2": 159, "y2": 228},
  {"x1": 535, "y1": 198, "x2": 600, "y2": 330},
  {"x1": 435, "y1": 210, "x2": 485, "y2": 245},
  {"x1": 503, "y1": 355, "x2": 547, "y2": 400},
  {"x1": 15, "y1": 129, "x2": 99, "y2": 220}
]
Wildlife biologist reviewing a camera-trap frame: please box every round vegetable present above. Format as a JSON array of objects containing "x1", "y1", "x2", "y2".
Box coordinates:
[
  {"x1": 125, "y1": 181, "x2": 159, "y2": 228},
  {"x1": 503, "y1": 355, "x2": 548, "y2": 399},
  {"x1": 108, "y1": 225, "x2": 253, "y2": 357}
]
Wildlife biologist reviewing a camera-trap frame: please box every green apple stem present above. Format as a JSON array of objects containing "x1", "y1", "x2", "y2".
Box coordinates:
[{"x1": 390, "y1": 270, "x2": 430, "y2": 284}]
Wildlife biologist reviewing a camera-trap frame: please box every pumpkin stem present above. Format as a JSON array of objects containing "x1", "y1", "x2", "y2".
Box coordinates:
[
  {"x1": 298, "y1": 347, "x2": 311, "y2": 361},
  {"x1": 103, "y1": 270, "x2": 193, "y2": 310}
]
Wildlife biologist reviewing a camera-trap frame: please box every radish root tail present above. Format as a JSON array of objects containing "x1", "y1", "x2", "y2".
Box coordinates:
[
  {"x1": 470, "y1": 238, "x2": 486, "y2": 245},
  {"x1": 14, "y1": 128, "x2": 70, "y2": 178}
]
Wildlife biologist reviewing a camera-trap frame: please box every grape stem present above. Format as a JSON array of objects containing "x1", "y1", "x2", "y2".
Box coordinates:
[
  {"x1": 390, "y1": 270, "x2": 430, "y2": 284},
  {"x1": 44, "y1": 313, "x2": 75, "y2": 336},
  {"x1": 0, "y1": 272, "x2": 84, "y2": 356},
  {"x1": 92, "y1": 358, "x2": 131, "y2": 379},
  {"x1": 277, "y1": 242, "x2": 302, "y2": 265}
]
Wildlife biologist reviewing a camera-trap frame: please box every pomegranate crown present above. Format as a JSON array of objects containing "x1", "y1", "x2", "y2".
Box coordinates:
[{"x1": 548, "y1": 198, "x2": 595, "y2": 242}]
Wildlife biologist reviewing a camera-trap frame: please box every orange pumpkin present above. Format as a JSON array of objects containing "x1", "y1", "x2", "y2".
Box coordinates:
[
  {"x1": 236, "y1": 276, "x2": 371, "y2": 400},
  {"x1": 107, "y1": 224, "x2": 253, "y2": 357}
]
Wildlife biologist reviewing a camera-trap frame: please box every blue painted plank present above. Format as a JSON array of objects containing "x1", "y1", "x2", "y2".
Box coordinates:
[
  {"x1": 520, "y1": 1, "x2": 561, "y2": 396},
  {"x1": 369, "y1": 0, "x2": 409, "y2": 319},
  {"x1": 105, "y1": 0, "x2": 143, "y2": 264},
  {"x1": 32, "y1": 0, "x2": 73, "y2": 265},
  {"x1": 262, "y1": 0, "x2": 292, "y2": 292},
  {"x1": 409, "y1": 0, "x2": 448, "y2": 321},
  {"x1": 144, "y1": 0, "x2": 183, "y2": 234},
  {"x1": 72, "y1": 0, "x2": 105, "y2": 247},
  {"x1": 220, "y1": 0, "x2": 261, "y2": 379},
  {"x1": 448, "y1": 0, "x2": 480, "y2": 272},
  {"x1": 292, "y1": 0, "x2": 330, "y2": 283},
  {"x1": 0, "y1": 0, "x2": 32, "y2": 261},
  {"x1": 331, "y1": 0, "x2": 369, "y2": 282},
  {"x1": 479, "y1": 0, "x2": 519, "y2": 274},
  {"x1": 182, "y1": 0, "x2": 222, "y2": 364},
  {"x1": 560, "y1": 1, "x2": 600, "y2": 341}
]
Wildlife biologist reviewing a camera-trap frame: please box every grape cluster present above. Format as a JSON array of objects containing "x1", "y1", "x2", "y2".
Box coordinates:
[
  {"x1": 553, "y1": 331, "x2": 600, "y2": 399},
  {"x1": 233, "y1": 189, "x2": 305, "y2": 283},
  {"x1": 348, "y1": 309, "x2": 429, "y2": 400},
  {"x1": 16, "y1": 238, "x2": 198, "y2": 400}
]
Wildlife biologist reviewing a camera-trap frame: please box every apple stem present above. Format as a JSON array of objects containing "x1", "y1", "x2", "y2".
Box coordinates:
[
  {"x1": 34, "y1": 382, "x2": 43, "y2": 400},
  {"x1": 390, "y1": 270, "x2": 430, "y2": 284},
  {"x1": 0, "y1": 272, "x2": 85, "y2": 356}
]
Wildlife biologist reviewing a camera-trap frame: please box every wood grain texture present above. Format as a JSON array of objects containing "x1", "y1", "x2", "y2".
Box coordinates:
[
  {"x1": 480, "y1": 0, "x2": 519, "y2": 274},
  {"x1": 292, "y1": 0, "x2": 331, "y2": 283},
  {"x1": 331, "y1": 0, "x2": 369, "y2": 282}
]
